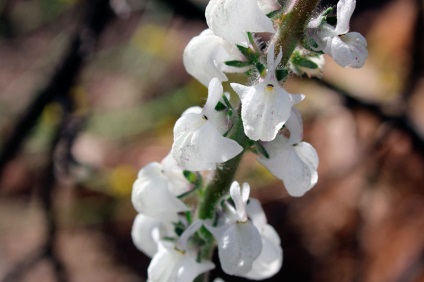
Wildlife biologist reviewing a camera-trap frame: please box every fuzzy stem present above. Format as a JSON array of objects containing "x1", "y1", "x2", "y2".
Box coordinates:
[{"x1": 271, "y1": 0, "x2": 321, "y2": 65}]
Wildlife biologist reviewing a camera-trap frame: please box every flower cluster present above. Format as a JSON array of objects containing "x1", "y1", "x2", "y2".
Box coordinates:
[{"x1": 130, "y1": 0, "x2": 367, "y2": 281}]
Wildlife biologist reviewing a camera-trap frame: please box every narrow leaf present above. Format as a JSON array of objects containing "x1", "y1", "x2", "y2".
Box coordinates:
[
  {"x1": 215, "y1": 101, "x2": 227, "y2": 111},
  {"x1": 255, "y1": 142, "x2": 270, "y2": 159},
  {"x1": 276, "y1": 69, "x2": 289, "y2": 81},
  {"x1": 225, "y1": 60, "x2": 252, "y2": 68}
]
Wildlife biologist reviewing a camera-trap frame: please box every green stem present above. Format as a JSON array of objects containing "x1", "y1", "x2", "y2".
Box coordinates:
[{"x1": 271, "y1": 0, "x2": 321, "y2": 65}]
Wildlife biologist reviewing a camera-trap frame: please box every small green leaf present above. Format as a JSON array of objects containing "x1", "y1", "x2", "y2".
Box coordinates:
[
  {"x1": 322, "y1": 7, "x2": 334, "y2": 17},
  {"x1": 276, "y1": 69, "x2": 289, "y2": 81},
  {"x1": 256, "y1": 62, "x2": 266, "y2": 76},
  {"x1": 183, "y1": 170, "x2": 197, "y2": 183},
  {"x1": 222, "y1": 94, "x2": 232, "y2": 109},
  {"x1": 185, "y1": 211, "x2": 192, "y2": 225},
  {"x1": 215, "y1": 101, "x2": 227, "y2": 111},
  {"x1": 247, "y1": 32, "x2": 255, "y2": 46},
  {"x1": 237, "y1": 44, "x2": 258, "y2": 61},
  {"x1": 266, "y1": 9, "x2": 282, "y2": 19},
  {"x1": 227, "y1": 107, "x2": 233, "y2": 118},
  {"x1": 174, "y1": 222, "x2": 185, "y2": 236},
  {"x1": 255, "y1": 142, "x2": 270, "y2": 159},
  {"x1": 291, "y1": 53, "x2": 318, "y2": 69},
  {"x1": 225, "y1": 60, "x2": 252, "y2": 68}
]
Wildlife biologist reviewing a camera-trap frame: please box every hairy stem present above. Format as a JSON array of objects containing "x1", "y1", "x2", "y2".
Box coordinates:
[{"x1": 271, "y1": 0, "x2": 321, "y2": 65}]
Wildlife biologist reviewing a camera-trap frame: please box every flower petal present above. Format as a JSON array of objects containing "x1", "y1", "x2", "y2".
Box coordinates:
[
  {"x1": 161, "y1": 152, "x2": 191, "y2": 196},
  {"x1": 331, "y1": 32, "x2": 368, "y2": 68},
  {"x1": 244, "y1": 225, "x2": 283, "y2": 280},
  {"x1": 231, "y1": 81, "x2": 293, "y2": 141},
  {"x1": 183, "y1": 30, "x2": 246, "y2": 86},
  {"x1": 246, "y1": 198, "x2": 267, "y2": 229},
  {"x1": 258, "y1": 136, "x2": 318, "y2": 197},
  {"x1": 206, "y1": 0, "x2": 275, "y2": 45},
  {"x1": 148, "y1": 241, "x2": 215, "y2": 282},
  {"x1": 132, "y1": 163, "x2": 189, "y2": 220},
  {"x1": 172, "y1": 114, "x2": 243, "y2": 171},
  {"x1": 207, "y1": 222, "x2": 262, "y2": 275},
  {"x1": 230, "y1": 181, "x2": 250, "y2": 222},
  {"x1": 285, "y1": 107, "x2": 303, "y2": 144},
  {"x1": 258, "y1": 0, "x2": 281, "y2": 14},
  {"x1": 335, "y1": 0, "x2": 356, "y2": 35},
  {"x1": 131, "y1": 213, "x2": 173, "y2": 258}
]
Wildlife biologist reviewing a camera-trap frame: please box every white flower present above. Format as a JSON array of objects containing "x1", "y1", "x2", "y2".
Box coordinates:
[
  {"x1": 131, "y1": 162, "x2": 189, "y2": 221},
  {"x1": 258, "y1": 109, "x2": 319, "y2": 196},
  {"x1": 310, "y1": 0, "x2": 367, "y2": 68},
  {"x1": 205, "y1": 0, "x2": 275, "y2": 45},
  {"x1": 231, "y1": 44, "x2": 304, "y2": 141},
  {"x1": 172, "y1": 78, "x2": 243, "y2": 171},
  {"x1": 244, "y1": 199, "x2": 283, "y2": 280},
  {"x1": 148, "y1": 221, "x2": 215, "y2": 282},
  {"x1": 206, "y1": 182, "x2": 262, "y2": 276},
  {"x1": 183, "y1": 29, "x2": 248, "y2": 86},
  {"x1": 131, "y1": 213, "x2": 174, "y2": 258}
]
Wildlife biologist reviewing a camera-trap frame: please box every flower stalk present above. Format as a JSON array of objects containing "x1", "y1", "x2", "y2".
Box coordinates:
[{"x1": 271, "y1": 0, "x2": 321, "y2": 65}]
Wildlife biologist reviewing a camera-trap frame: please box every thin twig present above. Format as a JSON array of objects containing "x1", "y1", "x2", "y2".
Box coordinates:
[
  {"x1": 315, "y1": 79, "x2": 424, "y2": 155},
  {"x1": 0, "y1": 0, "x2": 114, "y2": 181}
]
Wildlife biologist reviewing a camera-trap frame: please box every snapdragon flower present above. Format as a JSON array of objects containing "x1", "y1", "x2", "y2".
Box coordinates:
[
  {"x1": 183, "y1": 29, "x2": 248, "y2": 86},
  {"x1": 258, "y1": 108, "x2": 319, "y2": 196},
  {"x1": 206, "y1": 182, "x2": 262, "y2": 276},
  {"x1": 132, "y1": 162, "x2": 189, "y2": 221},
  {"x1": 205, "y1": 0, "x2": 275, "y2": 45},
  {"x1": 148, "y1": 221, "x2": 215, "y2": 282},
  {"x1": 172, "y1": 78, "x2": 243, "y2": 171},
  {"x1": 231, "y1": 44, "x2": 304, "y2": 141},
  {"x1": 309, "y1": 0, "x2": 367, "y2": 68}
]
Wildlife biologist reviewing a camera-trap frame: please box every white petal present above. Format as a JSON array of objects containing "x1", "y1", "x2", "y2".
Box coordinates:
[
  {"x1": 313, "y1": 24, "x2": 337, "y2": 54},
  {"x1": 258, "y1": 0, "x2": 281, "y2": 14},
  {"x1": 266, "y1": 43, "x2": 282, "y2": 75},
  {"x1": 231, "y1": 81, "x2": 293, "y2": 141},
  {"x1": 335, "y1": 0, "x2": 356, "y2": 35},
  {"x1": 131, "y1": 213, "x2": 173, "y2": 258},
  {"x1": 205, "y1": 0, "x2": 275, "y2": 45},
  {"x1": 132, "y1": 163, "x2": 189, "y2": 220},
  {"x1": 172, "y1": 114, "x2": 243, "y2": 171},
  {"x1": 207, "y1": 222, "x2": 262, "y2": 275},
  {"x1": 183, "y1": 30, "x2": 246, "y2": 86},
  {"x1": 230, "y1": 181, "x2": 249, "y2": 222},
  {"x1": 244, "y1": 225, "x2": 283, "y2": 280},
  {"x1": 203, "y1": 78, "x2": 224, "y2": 117},
  {"x1": 176, "y1": 220, "x2": 203, "y2": 251},
  {"x1": 331, "y1": 32, "x2": 368, "y2": 68},
  {"x1": 246, "y1": 199, "x2": 267, "y2": 229},
  {"x1": 148, "y1": 241, "x2": 215, "y2": 282},
  {"x1": 294, "y1": 142, "x2": 319, "y2": 187},
  {"x1": 161, "y1": 152, "x2": 191, "y2": 195},
  {"x1": 285, "y1": 107, "x2": 303, "y2": 144},
  {"x1": 258, "y1": 136, "x2": 318, "y2": 197}
]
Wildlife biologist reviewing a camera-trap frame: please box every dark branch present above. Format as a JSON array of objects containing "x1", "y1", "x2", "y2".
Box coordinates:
[
  {"x1": 316, "y1": 79, "x2": 424, "y2": 155},
  {"x1": 0, "y1": 0, "x2": 114, "y2": 181}
]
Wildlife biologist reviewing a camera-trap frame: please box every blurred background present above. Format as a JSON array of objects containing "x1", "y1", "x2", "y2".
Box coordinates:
[{"x1": 0, "y1": 0, "x2": 423, "y2": 281}]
